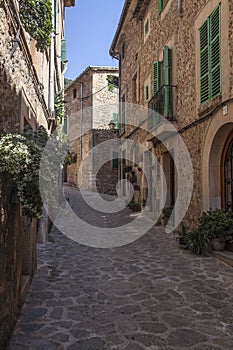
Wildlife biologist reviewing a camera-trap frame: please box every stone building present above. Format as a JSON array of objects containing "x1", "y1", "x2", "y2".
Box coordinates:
[
  {"x1": 65, "y1": 66, "x2": 119, "y2": 193},
  {"x1": 110, "y1": 0, "x2": 233, "y2": 234},
  {"x1": 0, "y1": 0, "x2": 75, "y2": 347}
]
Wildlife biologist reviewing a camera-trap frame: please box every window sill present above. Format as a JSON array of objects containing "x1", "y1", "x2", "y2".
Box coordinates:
[{"x1": 198, "y1": 95, "x2": 222, "y2": 117}]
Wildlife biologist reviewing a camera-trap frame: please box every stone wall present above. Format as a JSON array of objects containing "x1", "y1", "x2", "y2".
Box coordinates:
[
  {"x1": 0, "y1": 0, "x2": 66, "y2": 346},
  {"x1": 112, "y1": 0, "x2": 233, "y2": 225},
  {"x1": 67, "y1": 129, "x2": 119, "y2": 195}
]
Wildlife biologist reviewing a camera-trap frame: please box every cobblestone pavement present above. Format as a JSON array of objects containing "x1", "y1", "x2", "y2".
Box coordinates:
[{"x1": 8, "y1": 186, "x2": 233, "y2": 349}]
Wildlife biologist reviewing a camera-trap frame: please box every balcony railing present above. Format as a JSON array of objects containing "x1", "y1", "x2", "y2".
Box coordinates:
[{"x1": 148, "y1": 85, "x2": 176, "y2": 130}]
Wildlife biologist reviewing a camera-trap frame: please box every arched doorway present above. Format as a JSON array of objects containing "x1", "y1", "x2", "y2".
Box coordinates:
[
  {"x1": 202, "y1": 114, "x2": 233, "y2": 212},
  {"x1": 222, "y1": 134, "x2": 233, "y2": 211}
]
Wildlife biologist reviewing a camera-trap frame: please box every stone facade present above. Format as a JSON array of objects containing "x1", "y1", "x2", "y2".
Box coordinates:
[
  {"x1": 65, "y1": 66, "x2": 119, "y2": 194},
  {"x1": 0, "y1": 1, "x2": 75, "y2": 347},
  {"x1": 110, "y1": 0, "x2": 233, "y2": 229}
]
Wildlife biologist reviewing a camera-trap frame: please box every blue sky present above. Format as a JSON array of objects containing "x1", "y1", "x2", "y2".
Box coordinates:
[{"x1": 64, "y1": 0, "x2": 124, "y2": 80}]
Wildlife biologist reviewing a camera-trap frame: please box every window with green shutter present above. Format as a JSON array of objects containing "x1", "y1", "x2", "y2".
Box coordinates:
[
  {"x1": 152, "y1": 61, "x2": 161, "y2": 95},
  {"x1": 145, "y1": 85, "x2": 149, "y2": 101},
  {"x1": 112, "y1": 112, "x2": 119, "y2": 130},
  {"x1": 158, "y1": 0, "x2": 163, "y2": 15},
  {"x1": 163, "y1": 46, "x2": 172, "y2": 117},
  {"x1": 112, "y1": 152, "x2": 119, "y2": 169},
  {"x1": 61, "y1": 39, "x2": 67, "y2": 63},
  {"x1": 200, "y1": 5, "x2": 221, "y2": 104}
]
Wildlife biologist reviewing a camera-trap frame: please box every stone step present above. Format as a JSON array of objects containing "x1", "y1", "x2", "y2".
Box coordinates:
[{"x1": 212, "y1": 250, "x2": 233, "y2": 267}]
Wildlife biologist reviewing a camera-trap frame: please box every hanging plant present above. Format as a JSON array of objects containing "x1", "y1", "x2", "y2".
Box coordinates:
[
  {"x1": 54, "y1": 90, "x2": 65, "y2": 123},
  {"x1": 19, "y1": 0, "x2": 53, "y2": 52},
  {"x1": 0, "y1": 129, "x2": 48, "y2": 218},
  {"x1": 64, "y1": 151, "x2": 77, "y2": 166}
]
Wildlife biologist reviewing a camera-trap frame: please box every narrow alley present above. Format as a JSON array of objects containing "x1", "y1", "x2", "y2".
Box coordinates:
[{"x1": 8, "y1": 186, "x2": 233, "y2": 350}]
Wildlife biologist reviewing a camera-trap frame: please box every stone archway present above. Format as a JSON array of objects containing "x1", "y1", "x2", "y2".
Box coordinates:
[{"x1": 202, "y1": 112, "x2": 233, "y2": 212}]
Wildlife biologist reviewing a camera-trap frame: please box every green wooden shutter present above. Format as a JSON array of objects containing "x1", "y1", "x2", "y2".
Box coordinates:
[
  {"x1": 158, "y1": 0, "x2": 163, "y2": 15},
  {"x1": 145, "y1": 85, "x2": 149, "y2": 101},
  {"x1": 61, "y1": 39, "x2": 67, "y2": 63},
  {"x1": 152, "y1": 61, "x2": 161, "y2": 95},
  {"x1": 112, "y1": 152, "x2": 119, "y2": 169},
  {"x1": 200, "y1": 5, "x2": 221, "y2": 104},
  {"x1": 210, "y1": 5, "x2": 221, "y2": 99},
  {"x1": 112, "y1": 112, "x2": 119, "y2": 130},
  {"x1": 163, "y1": 46, "x2": 172, "y2": 117},
  {"x1": 200, "y1": 20, "x2": 209, "y2": 104}
]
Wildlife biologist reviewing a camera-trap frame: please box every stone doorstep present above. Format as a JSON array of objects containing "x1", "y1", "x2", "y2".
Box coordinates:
[
  {"x1": 212, "y1": 250, "x2": 233, "y2": 267},
  {"x1": 20, "y1": 275, "x2": 31, "y2": 301}
]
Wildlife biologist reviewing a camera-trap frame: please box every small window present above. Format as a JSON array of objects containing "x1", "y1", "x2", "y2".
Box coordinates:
[
  {"x1": 132, "y1": 72, "x2": 139, "y2": 103},
  {"x1": 112, "y1": 152, "x2": 119, "y2": 169},
  {"x1": 144, "y1": 18, "x2": 149, "y2": 36},
  {"x1": 73, "y1": 89, "x2": 77, "y2": 99},
  {"x1": 158, "y1": 0, "x2": 169, "y2": 15},
  {"x1": 121, "y1": 43, "x2": 125, "y2": 60},
  {"x1": 145, "y1": 85, "x2": 149, "y2": 101},
  {"x1": 121, "y1": 93, "x2": 126, "y2": 132}
]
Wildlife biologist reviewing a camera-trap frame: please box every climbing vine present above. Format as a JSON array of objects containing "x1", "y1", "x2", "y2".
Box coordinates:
[
  {"x1": 0, "y1": 127, "x2": 48, "y2": 218},
  {"x1": 19, "y1": 0, "x2": 53, "y2": 52},
  {"x1": 54, "y1": 90, "x2": 65, "y2": 123}
]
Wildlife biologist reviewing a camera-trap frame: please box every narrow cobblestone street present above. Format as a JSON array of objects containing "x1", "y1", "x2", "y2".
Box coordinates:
[{"x1": 8, "y1": 186, "x2": 233, "y2": 350}]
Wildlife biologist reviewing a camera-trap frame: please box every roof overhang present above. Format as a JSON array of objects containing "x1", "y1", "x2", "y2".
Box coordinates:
[
  {"x1": 133, "y1": 0, "x2": 151, "y2": 20},
  {"x1": 64, "y1": 0, "x2": 75, "y2": 7},
  {"x1": 109, "y1": 0, "x2": 131, "y2": 58}
]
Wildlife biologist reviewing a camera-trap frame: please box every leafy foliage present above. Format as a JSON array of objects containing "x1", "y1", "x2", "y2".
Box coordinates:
[
  {"x1": 0, "y1": 128, "x2": 48, "y2": 218},
  {"x1": 186, "y1": 209, "x2": 233, "y2": 255},
  {"x1": 19, "y1": 0, "x2": 53, "y2": 52},
  {"x1": 174, "y1": 223, "x2": 190, "y2": 247},
  {"x1": 64, "y1": 151, "x2": 77, "y2": 166},
  {"x1": 197, "y1": 209, "x2": 233, "y2": 241},
  {"x1": 54, "y1": 90, "x2": 65, "y2": 123},
  {"x1": 187, "y1": 229, "x2": 210, "y2": 255}
]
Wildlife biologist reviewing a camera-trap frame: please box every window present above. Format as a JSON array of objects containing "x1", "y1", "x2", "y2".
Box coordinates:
[
  {"x1": 158, "y1": 0, "x2": 169, "y2": 15},
  {"x1": 158, "y1": 0, "x2": 163, "y2": 15},
  {"x1": 200, "y1": 5, "x2": 221, "y2": 104},
  {"x1": 121, "y1": 43, "x2": 125, "y2": 60},
  {"x1": 144, "y1": 18, "x2": 149, "y2": 36},
  {"x1": 112, "y1": 152, "x2": 119, "y2": 169},
  {"x1": 152, "y1": 61, "x2": 162, "y2": 95},
  {"x1": 112, "y1": 112, "x2": 119, "y2": 130},
  {"x1": 152, "y1": 46, "x2": 172, "y2": 117},
  {"x1": 145, "y1": 84, "x2": 149, "y2": 101},
  {"x1": 132, "y1": 72, "x2": 139, "y2": 103},
  {"x1": 120, "y1": 93, "x2": 126, "y2": 133},
  {"x1": 73, "y1": 88, "x2": 77, "y2": 99}
]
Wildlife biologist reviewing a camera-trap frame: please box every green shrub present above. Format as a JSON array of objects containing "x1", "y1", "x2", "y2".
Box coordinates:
[
  {"x1": 187, "y1": 229, "x2": 210, "y2": 255},
  {"x1": 197, "y1": 209, "x2": 233, "y2": 242}
]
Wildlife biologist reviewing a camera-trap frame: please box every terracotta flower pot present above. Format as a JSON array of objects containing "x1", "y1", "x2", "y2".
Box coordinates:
[{"x1": 211, "y1": 238, "x2": 226, "y2": 251}]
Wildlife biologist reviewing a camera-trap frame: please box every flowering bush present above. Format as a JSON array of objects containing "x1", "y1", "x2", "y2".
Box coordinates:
[{"x1": 0, "y1": 130, "x2": 47, "y2": 218}]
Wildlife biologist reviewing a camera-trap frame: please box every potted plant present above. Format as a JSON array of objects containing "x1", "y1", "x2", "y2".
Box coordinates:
[
  {"x1": 187, "y1": 228, "x2": 210, "y2": 255},
  {"x1": 129, "y1": 200, "x2": 141, "y2": 212},
  {"x1": 161, "y1": 206, "x2": 174, "y2": 226},
  {"x1": 197, "y1": 209, "x2": 233, "y2": 251},
  {"x1": 174, "y1": 223, "x2": 190, "y2": 249}
]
